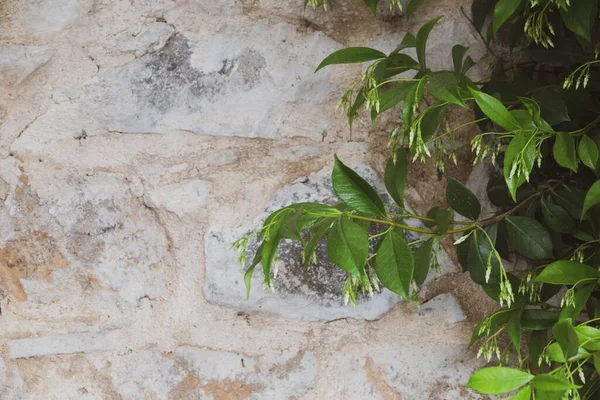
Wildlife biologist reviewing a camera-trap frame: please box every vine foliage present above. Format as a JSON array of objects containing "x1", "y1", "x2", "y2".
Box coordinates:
[{"x1": 235, "y1": 0, "x2": 600, "y2": 397}]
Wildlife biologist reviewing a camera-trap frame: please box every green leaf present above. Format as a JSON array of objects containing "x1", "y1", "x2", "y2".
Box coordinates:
[
  {"x1": 505, "y1": 216, "x2": 553, "y2": 260},
  {"x1": 595, "y1": 353, "x2": 600, "y2": 374},
  {"x1": 510, "y1": 386, "x2": 531, "y2": 400},
  {"x1": 384, "y1": 149, "x2": 407, "y2": 207},
  {"x1": 468, "y1": 228, "x2": 500, "y2": 285},
  {"x1": 466, "y1": 367, "x2": 533, "y2": 395},
  {"x1": 391, "y1": 33, "x2": 416, "y2": 55},
  {"x1": 420, "y1": 104, "x2": 446, "y2": 142},
  {"x1": 541, "y1": 198, "x2": 576, "y2": 234},
  {"x1": 405, "y1": 0, "x2": 424, "y2": 19},
  {"x1": 583, "y1": 180, "x2": 600, "y2": 218},
  {"x1": 328, "y1": 215, "x2": 369, "y2": 280},
  {"x1": 243, "y1": 244, "x2": 263, "y2": 299},
  {"x1": 378, "y1": 82, "x2": 417, "y2": 115},
  {"x1": 383, "y1": 54, "x2": 419, "y2": 79},
  {"x1": 435, "y1": 208, "x2": 454, "y2": 234},
  {"x1": 302, "y1": 218, "x2": 333, "y2": 267},
  {"x1": 469, "y1": 88, "x2": 520, "y2": 131},
  {"x1": 507, "y1": 308, "x2": 523, "y2": 356},
  {"x1": 560, "y1": 0, "x2": 597, "y2": 41},
  {"x1": 446, "y1": 177, "x2": 481, "y2": 220},
  {"x1": 375, "y1": 229, "x2": 414, "y2": 300},
  {"x1": 552, "y1": 188, "x2": 585, "y2": 219},
  {"x1": 552, "y1": 318, "x2": 579, "y2": 360},
  {"x1": 529, "y1": 330, "x2": 548, "y2": 366},
  {"x1": 533, "y1": 261, "x2": 600, "y2": 285},
  {"x1": 315, "y1": 47, "x2": 386, "y2": 72},
  {"x1": 416, "y1": 16, "x2": 442, "y2": 70},
  {"x1": 362, "y1": 0, "x2": 379, "y2": 15},
  {"x1": 487, "y1": 175, "x2": 515, "y2": 207},
  {"x1": 574, "y1": 325, "x2": 600, "y2": 351},
  {"x1": 547, "y1": 342, "x2": 589, "y2": 363},
  {"x1": 553, "y1": 132, "x2": 578, "y2": 172},
  {"x1": 413, "y1": 239, "x2": 434, "y2": 286},
  {"x1": 560, "y1": 283, "x2": 594, "y2": 321},
  {"x1": 452, "y1": 45, "x2": 469, "y2": 73},
  {"x1": 471, "y1": 0, "x2": 495, "y2": 32},
  {"x1": 332, "y1": 155, "x2": 386, "y2": 217},
  {"x1": 531, "y1": 87, "x2": 570, "y2": 126},
  {"x1": 428, "y1": 71, "x2": 468, "y2": 109},
  {"x1": 521, "y1": 310, "x2": 559, "y2": 330},
  {"x1": 530, "y1": 374, "x2": 580, "y2": 391},
  {"x1": 579, "y1": 135, "x2": 598, "y2": 171},
  {"x1": 493, "y1": 0, "x2": 521, "y2": 34}
]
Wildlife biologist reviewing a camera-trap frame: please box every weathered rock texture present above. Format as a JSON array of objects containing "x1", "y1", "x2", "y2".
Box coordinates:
[{"x1": 0, "y1": 0, "x2": 493, "y2": 398}]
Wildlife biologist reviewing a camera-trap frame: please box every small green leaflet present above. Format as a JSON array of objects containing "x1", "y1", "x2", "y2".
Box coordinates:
[
  {"x1": 507, "y1": 309, "x2": 523, "y2": 357},
  {"x1": 416, "y1": 16, "x2": 442, "y2": 70},
  {"x1": 553, "y1": 132, "x2": 578, "y2": 172},
  {"x1": 384, "y1": 149, "x2": 407, "y2": 207},
  {"x1": 492, "y1": 0, "x2": 522, "y2": 35},
  {"x1": 377, "y1": 82, "x2": 417, "y2": 116},
  {"x1": 466, "y1": 367, "x2": 533, "y2": 395},
  {"x1": 560, "y1": 0, "x2": 597, "y2": 41},
  {"x1": 582, "y1": 180, "x2": 600, "y2": 218},
  {"x1": 446, "y1": 177, "x2": 481, "y2": 220},
  {"x1": 363, "y1": 0, "x2": 379, "y2": 15},
  {"x1": 315, "y1": 47, "x2": 386, "y2": 72},
  {"x1": 332, "y1": 155, "x2": 386, "y2": 217},
  {"x1": 469, "y1": 88, "x2": 520, "y2": 131},
  {"x1": 327, "y1": 216, "x2": 369, "y2": 280},
  {"x1": 530, "y1": 374, "x2": 580, "y2": 391},
  {"x1": 375, "y1": 229, "x2": 414, "y2": 300},
  {"x1": 574, "y1": 325, "x2": 600, "y2": 351},
  {"x1": 505, "y1": 216, "x2": 553, "y2": 260},
  {"x1": 420, "y1": 104, "x2": 446, "y2": 143},
  {"x1": 579, "y1": 135, "x2": 598, "y2": 171},
  {"x1": 552, "y1": 318, "x2": 579, "y2": 360},
  {"x1": 451, "y1": 45, "x2": 469, "y2": 73},
  {"x1": 428, "y1": 71, "x2": 468, "y2": 109},
  {"x1": 413, "y1": 239, "x2": 434, "y2": 286},
  {"x1": 533, "y1": 260, "x2": 600, "y2": 285},
  {"x1": 510, "y1": 386, "x2": 531, "y2": 400}
]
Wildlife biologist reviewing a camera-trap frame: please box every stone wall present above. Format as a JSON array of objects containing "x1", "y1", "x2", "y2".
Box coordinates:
[{"x1": 0, "y1": 0, "x2": 495, "y2": 398}]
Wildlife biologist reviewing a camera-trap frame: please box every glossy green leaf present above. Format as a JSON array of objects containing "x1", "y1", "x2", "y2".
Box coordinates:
[
  {"x1": 493, "y1": 0, "x2": 521, "y2": 34},
  {"x1": 553, "y1": 318, "x2": 579, "y2": 360},
  {"x1": 533, "y1": 260, "x2": 600, "y2": 285},
  {"x1": 315, "y1": 47, "x2": 386, "y2": 72},
  {"x1": 302, "y1": 218, "x2": 333, "y2": 267},
  {"x1": 582, "y1": 180, "x2": 600, "y2": 218},
  {"x1": 468, "y1": 228, "x2": 500, "y2": 285},
  {"x1": 466, "y1": 367, "x2": 533, "y2": 395},
  {"x1": 446, "y1": 177, "x2": 481, "y2": 220},
  {"x1": 560, "y1": 0, "x2": 597, "y2": 41},
  {"x1": 435, "y1": 208, "x2": 454, "y2": 234},
  {"x1": 377, "y1": 82, "x2": 417, "y2": 115},
  {"x1": 521, "y1": 310, "x2": 559, "y2": 330},
  {"x1": 383, "y1": 54, "x2": 419, "y2": 79},
  {"x1": 332, "y1": 155, "x2": 386, "y2": 217},
  {"x1": 553, "y1": 132, "x2": 578, "y2": 172},
  {"x1": 574, "y1": 325, "x2": 600, "y2": 351},
  {"x1": 428, "y1": 71, "x2": 468, "y2": 108},
  {"x1": 510, "y1": 386, "x2": 531, "y2": 400},
  {"x1": 405, "y1": 0, "x2": 424, "y2": 19},
  {"x1": 452, "y1": 45, "x2": 469, "y2": 73},
  {"x1": 384, "y1": 149, "x2": 407, "y2": 207},
  {"x1": 552, "y1": 188, "x2": 585, "y2": 219},
  {"x1": 530, "y1": 374, "x2": 580, "y2": 391},
  {"x1": 560, "y1": 283, "x2": 594, "y2": 321},
  {"x1": 505, "y1": 216, "x2": 552, "y2": 260},
  {"x1": 503, "y1": 132, "x2": 536, "y2": 202},
  {"x1": 413, "y1": 239, "x2": 434, "y2": 286},
  {"x1": 363, "y1": 0, "x2": 379, "y2": 15},
  {"x1": 531, "y1": 87, "x2": 570, "y2": 126},
  {"x1": 420, "y1": 104, "x2": 446, "y2": 142},
  {"x1": 541, "y1": 198, "x2": 576, "y2": 234},
  {"x1": 507, "y1": 308, "x2": 523, "y2": 356},
  {"x1": 579, "y1": 135, "x2": 598, "y2": 171},
  {"x1": 416, "y1": 16, "x2": 442, "y2": 70},
  {"x1": 529, "y1": 330, "x2": 548, "y2": 366},
  {"x1": 375, "y1": 228, "x2": 414, "y2": 300},
  {"x1": 469, "y1": 88, "x2": 520, "y2": 131},
  {"x1": 547, "y1": 342, "x2": 589, "y2": 362},
  {"x1": 391, "y1": 33, "x2": 417, "y2": 55},
  {"x1": 328, "y1": 216, "x2": 369, "y2": 279},
  {"x1": 244, "y1": 244, "x2": 263, "y2": 299}
]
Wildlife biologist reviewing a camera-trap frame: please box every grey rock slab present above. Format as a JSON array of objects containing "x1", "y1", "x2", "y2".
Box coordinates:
[
  {"x1": 205, "y1": 165, "x2": 406, "y2": 322},
  {"x1": 9, "y1": 332, "x2": 115, "y2": 359},
  {"x1": 21, "y1": 0, "x2": 81, "y2": 33},
  {"x1": 0, "y1": 45, "x2": 54, "y2": 86}
]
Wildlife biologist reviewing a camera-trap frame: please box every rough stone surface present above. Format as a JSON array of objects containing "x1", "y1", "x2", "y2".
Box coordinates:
[{"x1": 0, "y1": 0, "x2": 490, "y2": 398}]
